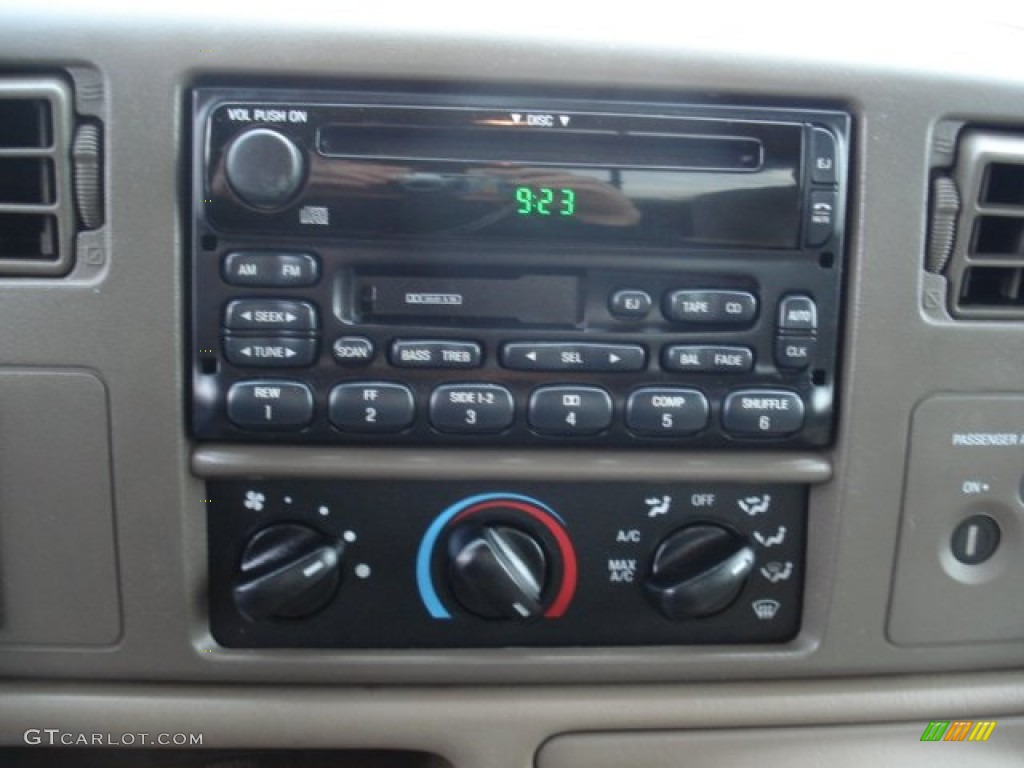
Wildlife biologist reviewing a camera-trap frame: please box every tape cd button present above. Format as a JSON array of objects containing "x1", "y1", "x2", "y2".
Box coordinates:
[{"x1": 664, "y1": 290, "x2": 757, "y2": 325}]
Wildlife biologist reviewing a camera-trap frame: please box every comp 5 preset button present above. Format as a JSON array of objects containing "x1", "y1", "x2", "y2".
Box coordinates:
[
  {"x1": 227, "y1": 381, "x2": 313, "y2": 430},
  {"x1": 626, "y1": 388, "x2": 709, "y2": 436}
]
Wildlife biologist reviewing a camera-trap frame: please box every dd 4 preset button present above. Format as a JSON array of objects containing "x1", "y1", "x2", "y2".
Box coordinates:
[
  {"x1": 224, "y1": 336, "x2": 317, "y2": 367},
  {"x1": 529, "y1": 386, "x2": 613, "y2": 436},
  {"x1": 722, "y1": 389, "x2": 805, "y2": 436},
  {"x1": 224, "y1": 299, "x2": 318, "y2": 332},
  {"x1": 222, "y1": 251, "x2": 319, "y2": 287},
  {"x1": 627, "y1": 388, "x2": 709, "y2": 436},
  {"x1": 664, "y1": 290, "x2": 757, "y2": 325},
  {"x1": 430, "y1": 384, "x2": 514, "y2": 434},
  {"x1": 227, "y1": 381, "x2": 313, "y2": 430},
  {"x1": 329, "y1": 382, "x2": 415, "y2": 433}
]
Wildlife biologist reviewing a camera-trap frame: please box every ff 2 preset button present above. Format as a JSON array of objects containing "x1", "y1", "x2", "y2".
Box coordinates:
[
  {"x1": 722, "y1": 389, "x2": 805, "y2": 436},
  {"x1": 227, "y1": 380, "x2": 314, "y2": 430},
  {"x1": 329, "y1": 382, "x2": 415, "y2": 433}
]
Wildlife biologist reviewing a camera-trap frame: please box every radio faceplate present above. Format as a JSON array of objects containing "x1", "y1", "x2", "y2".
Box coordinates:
[{"x1": 190, "y1": 88, "x2": 850, "y2": 448}]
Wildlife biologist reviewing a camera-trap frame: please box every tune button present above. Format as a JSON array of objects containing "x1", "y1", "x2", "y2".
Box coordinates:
[
  {"x1": 430, "y1": 384, "x2": 515, "y2": 434},
  {"x1": 224, "y1": 336, "x2": 317, "y2": 367},
  {"x1": 528, "y1": 385, "x2": 613, "y2": 436},
  {"x1": 329, "y1": 382, "x2": 415, "y2": 433}
]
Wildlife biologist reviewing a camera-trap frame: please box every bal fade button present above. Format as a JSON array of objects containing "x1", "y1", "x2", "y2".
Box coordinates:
[{"x1": 722, "y1": 389, "x2": 805, "y2": 436}]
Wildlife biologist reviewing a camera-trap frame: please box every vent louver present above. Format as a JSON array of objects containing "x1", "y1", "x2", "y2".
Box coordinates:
[
  {"x1": 931, "y1": 131, "x2": 1024, "y2": 317},
  {"x1": 0, "y1": 77, "x2": 80, "y2": 276}
]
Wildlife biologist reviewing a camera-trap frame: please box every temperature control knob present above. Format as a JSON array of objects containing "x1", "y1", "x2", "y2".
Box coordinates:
[
  {"x1": 233, "y1": 524, "x2": 344, "y2": 621},
  {"x1": 643, "y1": 524, "x2": 755, "y2": 621},
  {"x1": 224, "y1": 127, "x2": 306, "y2": 209},
  {"x1": 446, "y1": 523, "x2": 548, "y2": 621}
]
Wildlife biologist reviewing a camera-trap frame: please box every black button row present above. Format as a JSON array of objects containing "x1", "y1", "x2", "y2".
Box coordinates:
[
  {"x1": 226, "y1": 381, "x2": 805, "y2": 438},
  {"x1": 775, "y1": 294, "x2": 818, "y2": 371},
  {"x1": 608, "y1": 288, "x2": 758, "y2": 326}
]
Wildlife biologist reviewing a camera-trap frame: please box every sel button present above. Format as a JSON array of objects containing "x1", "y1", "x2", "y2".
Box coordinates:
[
  {"x1": 329, "y1": 382, "x2": 415, "y2": 433},
  {"x1": 627, "y1": 388, "x2": 709, "y2": 436},
  {"x1": 722, "y1": 389, "x2": 805, "y2": 436},
  {"x1": 529, "y1": 386, "x2": 613, "y2": 436},
  {"x1": 227, "y1": 381, "x2": 313, "y2": 430},
  {"x1": 430, "y1": 384, "x2": 515, "y2": 433}
]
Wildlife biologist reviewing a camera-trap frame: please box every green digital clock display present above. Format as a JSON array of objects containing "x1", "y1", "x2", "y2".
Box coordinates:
[{"x1": 515, "y1": 186, "x2": 576, "y2": 217}]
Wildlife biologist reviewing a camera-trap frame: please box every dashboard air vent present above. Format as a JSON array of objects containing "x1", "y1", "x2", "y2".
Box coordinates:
[
  {"x1": 0, "y1": 77, "x2": 83, "y2": 276},
  {"x1": 930, "y1": 130, "x2": 1024, "y2": 317}
]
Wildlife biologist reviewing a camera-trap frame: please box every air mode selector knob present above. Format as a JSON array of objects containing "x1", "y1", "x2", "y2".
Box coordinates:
[
  {"x1": 446, "y1": 523, "x2": 549, "y2": 622},
  {"x1": 643, "y1": 524, "x2": 755, "y2": 621},
  {"x1": 224, "y1": 127, "x2": 306, "y2": 209},
  {"x1": 232, "y1": 523, "x2": 344, "y2": 621}
]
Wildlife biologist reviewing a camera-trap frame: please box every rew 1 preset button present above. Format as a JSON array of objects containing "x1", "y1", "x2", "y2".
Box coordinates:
[
  {"x1": 529, "y1": 386, "x2": 613, "y2": 436},
  {"x1": 662, "y1": 345, "x2": 754, "y2": 373},
  {"x1": 722, "y1": 389, "x2": 805, "y2": 436},
  {"x1": 502, "y1": 342, "x2": 645, "y2": 372},
  {"x1": 227, "y1": 381, "x2": 314, "y2": 430},
  {"x1": 222, "y1": 251, "x2": 319, "y2": 287},
  {"x1": 626, "y1": 388, "x2": 709, "y2": 436},
  {"x1": 390, "y1": 340, "x2": 482, "y2": 369},
  {"x1": 329, "y1": 382, "x2": 415, "y2": 433},
  {"x1": 430, "y1": 384, "x2": 515, "y2": 434},
  {"x1": 663, "y1": 290, "x2": 757, "y2": 325},
  {"x1": 224, "y1": 299, "x2": 318, "y2": 332},
  {"x1": 224, "y1": 336, "x2": 317, "y2": 367}
]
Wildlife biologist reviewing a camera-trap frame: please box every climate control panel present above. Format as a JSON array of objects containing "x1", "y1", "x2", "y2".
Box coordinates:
[{"x1": 207, "y1": 480, "x2": 806, "y2": 647}]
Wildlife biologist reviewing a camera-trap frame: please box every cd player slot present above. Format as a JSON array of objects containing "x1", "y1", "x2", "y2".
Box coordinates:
[
  {"x1": 349, "y1": 273, "x2": 581, "y2": 327},
  {"x1": 318, "y1": 125, "x2": 763, "y2": 172}
]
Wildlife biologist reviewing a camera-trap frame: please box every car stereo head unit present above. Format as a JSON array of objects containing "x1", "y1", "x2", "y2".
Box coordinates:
[{"x1": 190, "y1": 87, "x2": 849, "y2": 448}]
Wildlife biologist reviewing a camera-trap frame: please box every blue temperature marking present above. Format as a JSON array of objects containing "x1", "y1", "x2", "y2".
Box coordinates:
[{"x1": 415, "y1": 492, "x2": 562, "y2": 619}]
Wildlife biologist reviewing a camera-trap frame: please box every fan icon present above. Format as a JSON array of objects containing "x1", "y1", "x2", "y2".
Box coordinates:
[{"x1": 243, "y1": 490, "x2": 265, "y2": 512}]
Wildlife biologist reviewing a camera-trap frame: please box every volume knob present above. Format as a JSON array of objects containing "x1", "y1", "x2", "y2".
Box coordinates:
[{"x1": 224, "y1": 127, "x2": 306, "y2": 210}]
